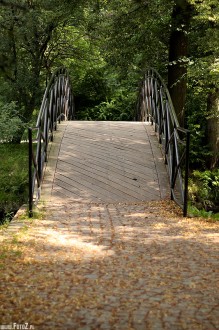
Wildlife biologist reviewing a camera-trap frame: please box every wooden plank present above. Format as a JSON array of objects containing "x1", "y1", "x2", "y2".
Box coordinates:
[
  {"x1": 59, "y1": 146, "x2": 157, "y2": 177},
  {"x1": 54, "y1": 173, "x2": 137, "y2": 202},
  {"x1": 56, "y1": 162, "x2": 159, "y2": 201},
  {"x1": 42, "y1": 121, "x2": 169, "y2": 203},
  {"x1": 60, "y1": 141, "x2": 155, "y2": 169},
  {"x1": 56, "y1": 159, "x2": 160, "y2": 198}
]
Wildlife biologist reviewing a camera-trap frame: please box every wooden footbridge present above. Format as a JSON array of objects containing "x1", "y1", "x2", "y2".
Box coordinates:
[
  {"x1": 4, "y1": 69, "x2": 218, "y2": 330},
  {"x1": 28, "y1": 68, "x2": 190, "y2": 216}
]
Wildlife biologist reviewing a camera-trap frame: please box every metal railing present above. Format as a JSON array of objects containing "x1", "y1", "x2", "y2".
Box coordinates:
[
  {"x1": 136, "y1": 68, "x2": 190, "y2": 216},
  {"x1": 28, "y1": 68, "x2": 74, "y2": 216}
]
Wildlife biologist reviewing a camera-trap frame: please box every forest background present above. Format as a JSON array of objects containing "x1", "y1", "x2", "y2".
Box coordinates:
[{"x1": 0, "y1": 0, "x2": 218, "y2": 222}]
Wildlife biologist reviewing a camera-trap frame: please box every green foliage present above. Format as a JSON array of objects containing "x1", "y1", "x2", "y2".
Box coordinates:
[
  {"x1": 188, "y1": 204, "x2": 219, "y2": 221},
  {"x1": 74, "y1": 63, "x2": 137, "y2": 121},
  {"x1": 186, "y1": 0, "x2": 219, "y2": 168},
  {"x1": 0, "y1": 101, "x2": 25, "y2": 142},
  {"x1": 78, "y1": 89, "x2": 136, "y2": 121},
  {"x1": 188, "y1": 169, "x2": 219, "y2": 212},
  {"x1": 186, "y1": 92, "x2": 210, "y2": 167},
  {"x1": 95, "y1": 0, "x2": 170, "y2": 76},
  {"x1": 0, "y1": 0, "x2": 89, "y2": 141},
  {"x1": 0, "y1": 143, "x2": 29, "y2": 223}
]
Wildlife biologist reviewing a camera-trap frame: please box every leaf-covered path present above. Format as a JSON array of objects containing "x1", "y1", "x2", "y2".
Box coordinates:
[{"x1": 1, "y1": 200, "x2": 219, "y2": 329}]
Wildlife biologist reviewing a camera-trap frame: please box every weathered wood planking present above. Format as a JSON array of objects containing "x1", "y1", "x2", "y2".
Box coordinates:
[{"x1": 42, "y1": 121, "x2": 169, "y2": 203}]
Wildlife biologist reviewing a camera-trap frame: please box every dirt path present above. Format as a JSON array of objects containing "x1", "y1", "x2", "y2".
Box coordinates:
[{"x1": 0, "y1": 200, "x2": 218, "y2": 329}]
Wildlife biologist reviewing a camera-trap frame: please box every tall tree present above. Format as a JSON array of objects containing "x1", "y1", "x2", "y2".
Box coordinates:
[
  {"x1": 168, "y1": 0, "x2": 195, "y2": 127},
  {"x1": 0, "y1": 0, "x2": 86, "y2": 141},
  {"x1": 187, "y1": 0, "x2": 219, "y2": 168}
]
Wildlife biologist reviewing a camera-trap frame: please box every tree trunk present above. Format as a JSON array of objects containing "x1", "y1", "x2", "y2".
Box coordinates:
[
  {"x1": 168, "y1": 0, "x2": 193, "y2": 127},
  {"x1": 207, "y1": 89, "x2": 219, "y2": 169}
]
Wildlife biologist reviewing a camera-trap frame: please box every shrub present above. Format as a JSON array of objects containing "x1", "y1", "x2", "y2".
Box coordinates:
[
  {"x1": 0, "y1": 102, "x2": 25, "y2": 142},
  {"x1": 188, "y1": 169, "x2": 219, "y2": 212},
  {"x1": 186, "y1": 91, "x2": 210, "y2": 168},
  {"x1": 78, "y1": 89, "x2": 136, "y2": 121},
  {"x1": 0, "y1": 144, "x2": 29, "y2": 224}
]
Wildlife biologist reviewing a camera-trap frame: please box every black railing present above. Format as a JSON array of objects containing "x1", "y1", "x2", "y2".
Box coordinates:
[
  {"x1": 28, "y1": 68, "x2": 74, "y2": 216},
  {"x1": 136, "y1": 68, "x2": 190, "y2": 216}
]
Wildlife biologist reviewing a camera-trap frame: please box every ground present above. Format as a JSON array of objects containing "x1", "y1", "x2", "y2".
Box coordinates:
[{"x1": 0, "y1": 200, "x2": 218, "y2": 330}]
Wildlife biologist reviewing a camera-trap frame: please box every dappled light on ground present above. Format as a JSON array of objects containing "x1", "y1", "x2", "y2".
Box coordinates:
[{"x1": 0, "y1": 200, "x2": 219, "y2": 329}]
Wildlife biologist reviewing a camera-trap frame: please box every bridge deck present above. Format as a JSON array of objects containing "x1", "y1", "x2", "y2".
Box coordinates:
[{"x1": 42, "y1": 121, "x2": 169, "y2": 203}]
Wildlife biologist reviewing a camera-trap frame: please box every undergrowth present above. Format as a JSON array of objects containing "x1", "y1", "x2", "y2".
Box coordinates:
[
  {"x1": 188, "y1": 204, "x2": 219, "y2": 221},
  {"x1": 188, "y1": 169, "x2": 219, "y2": 220},
  {"x1": 0, "y1": 143, "x2": 29, "y2": 224}
]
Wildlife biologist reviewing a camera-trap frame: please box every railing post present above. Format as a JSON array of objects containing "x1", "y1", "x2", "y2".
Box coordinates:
[
  {"x1": 164, "y1": 103, "x2": 169, "y2": 165},
  {"x1": 183, "y1": 131, "x2": 190, "y2": 217},
  {"x1": 44, "y1": 99, "x2": 48, "y2": 162},
  {"x1": 38, "y1": 132, "x2": 42, "y2": 183},
  {"x1": 28, "y1": 128, "x2": 33, "y2": 218},
  {"x1": 171, "y1": 130, "x2": 176, "y2": 201}
]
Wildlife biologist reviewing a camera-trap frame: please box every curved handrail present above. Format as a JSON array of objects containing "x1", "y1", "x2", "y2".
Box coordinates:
[
  {"x1": 136, "y1": 68, "x2": 190, "y2": 216},
  {"x1": 28, "y1": 67, "x2": 74, "y2": 216}
]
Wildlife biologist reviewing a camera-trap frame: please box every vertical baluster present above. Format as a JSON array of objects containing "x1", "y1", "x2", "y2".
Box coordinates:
[
  {"x1": 28, "y1": 128, "x2": 33, "y2": 217},
  {"x1": 171, "y1": 129, "x2": 176, "y2": 200},
  {"x1": 183, "y1": 131, "x2": 190, "y2": 217}
]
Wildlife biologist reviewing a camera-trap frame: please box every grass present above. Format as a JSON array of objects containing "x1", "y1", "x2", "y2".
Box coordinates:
[{"x1": 0, "y1": 143, "x2": 29, "y2": 224}]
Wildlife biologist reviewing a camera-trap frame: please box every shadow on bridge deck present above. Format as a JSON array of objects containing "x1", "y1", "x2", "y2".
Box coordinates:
[{"x1": 41, "y1": 121, "x2": 169, "y2": 204}]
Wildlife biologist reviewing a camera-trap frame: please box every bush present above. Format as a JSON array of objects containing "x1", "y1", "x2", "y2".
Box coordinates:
[
  {"x1": 78, "y1": 89, "x2": 136, "y2": 121},
  {"x1": 188, "y1": 169, "x2": 219, "y2": 212},
  {"x1": 0, "y1": 144, "x2": 29, "y2": 224},
  {"x1": 0, "y1": 101, "x2": 25, "y2": 142},
  {"x1": 186, "y1": 92, "x2": 210, "y2": 168}
]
